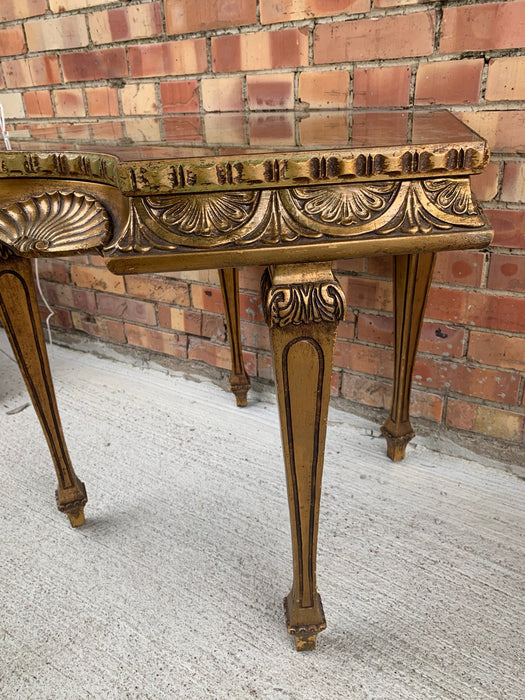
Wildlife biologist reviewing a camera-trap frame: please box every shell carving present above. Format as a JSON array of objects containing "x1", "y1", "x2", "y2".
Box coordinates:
[{"x1": 0, "y1": 192, "x2": 111, "y2": 256}]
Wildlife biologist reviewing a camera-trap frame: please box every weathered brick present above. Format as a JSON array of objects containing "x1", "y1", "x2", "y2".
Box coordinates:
[
  {"x1": 34, "y1": 259, "x2": 70, "y2": 285},
  {"x1": 188, "y1": 337, "x2": 256, "y2": 376},
  {"x1": 0, "y1": 92, "x2": 24, "y2": 118},
  {"x1": 89, "y1": 3, "x2": 162, "y2": 44},
  {"x1": 426, "y1": 287, "x2": 525, "y2": 334},
  {"x1": 501, "y1": 162, "x2": 525, "y2": 203},
  {"x1": 298, "y1": 70, "x2": 350, "y2": 109},
  {"x1": 201, "y1": 76, "x2": 243, "y2": 112},
  {"x1": 486, "y1": 209, "x2": 525, "y2": 249},
  {"x1": 458, "y1": 111, "x2": 525, "y2": 153},
  {"x1": 129, "y1": 39, "x2": 207, "y2": 79},
  {"x1": 71, "y1": 265, "x2": 126, "y2": 294},
  {"x1": 54, "y1": 88, "x2": 86, "y2": 118},
  {"x1": 42, "y1": 306, "x2": 73, "y2": 330},
  {"x1": 446, "y1": 399, "x2": 524, "y2": 443},
  {"x1": 487, "y1": 253, "x2": 525, "y2": 293},
  {"x1": 201, "y1": 312, "x2": 226, "y2": 342},
  {"x1": 85, "y1": 86, "x2": 119, "y2": 117},
  {"x1": 3, "y1": 56, "x2": 61, "y2": 89},
  {"x1": 61, "y1": 48, "x2": 128, "y2": 82},
  {"x1": 125, "y1": 324, "x2": 187, "y2": 358},
  {"x1": 247, "y1": 73, "x2": 295, "y2": 110},
  {"x1": 314, "y1": 12, "x2": 435, "y2": 64},
  {"x1": 468, "y1": 331, "x2": 525, "y2": 372},
  {"x1": 374, "y1": 0, "x2": 425, "y2": 6},
  {"x1": 121, "y1": 83, "x2": 158, "y2": 116},
  {"x1": 160, "y1": 80, "x2": 200, "y2": 113},
  {"x1": 433, "y1": 250, "x2": 485, "y2": 287},
  {"x1": 163, "y1": 115, "x2": 203, "y2": 143},
  {"x1": 25, "y1": 15, "x2": 89, "y2": 52},
  {"x1": 334, "y1": 259, "x2": 366, "y2": 275},
  {"x1": 260, "y1": 0, "x2": 370, "y2": 24},
  {"x1": 471, "y1": 161, "x2": 500, "y2": 202},
  {"x1": 353, "y1": 65, "x2": 411, "y2": 107},
  {"x1": 239, "y1": 320, "x2": 271, "y2": 352},
  {"x1": 413, "y1": 357, "x2": 520, "y2": 404},
  {"x1": 0, "y1": 26, "x2": 27, "y2": 57},
  {"x1": 191, "y1": 285, "x2": 226, "y2": 314},
  {"x1": 344, "y1": 277, "x2": 393, "y2": 312},
  {"x1": 40, "y1": 280, "x2": 96, "y2": 312},
  {"x1": 415, "y1": 59, "x2": 483, "y2": 105},
  {"x1": 126, "y1": 275, "x2": 190, "y2": 306},
  {"x1": 49, "y1": 0, "x2": 119, "y2": 9},
  {"x1": 486, "y1": 56, "x2": 525, "y2": 102},
  {"x1": 97, "y1": 293, "x2": 157, "y2": 325},
  {"x1": 23, "y1": 90, "x2": 54, "y2": 118},
  {"x1": 440, "y1": 2, "x2": 525, "y2": 53},
  {"x1": 0, "y1": 0, "x2": 46, "y2": 22},
  {"x1": 212, "y1": 28, "x2": 309, "y2": 73},
  {"x1": 239, "y1": 291, "x2": 265, "y2": 323},
  {"x1": 334, "y1": 340, "x2": 394, "y2": 377},
  {"x1": 72, "y1": 311, "x2": 126, "y2": 344},
  {"x1": 158, "y1": 306, "x2": 202, "y2": 335},
  {"x1": 257, "y1": 353, "x2": 274, "y2": 381},
  {"x1": 165, "y1": 0, "x2": 257, "y2": 33}
]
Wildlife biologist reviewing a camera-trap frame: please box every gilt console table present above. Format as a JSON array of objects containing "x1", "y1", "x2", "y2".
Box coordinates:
[{"x1": 0, "y1": 111, "x2": 492, "y2": 650}]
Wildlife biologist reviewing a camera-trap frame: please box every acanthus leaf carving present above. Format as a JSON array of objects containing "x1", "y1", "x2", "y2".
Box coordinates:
[{"x1": 0, "y1": 192, "x2": 111, "y2": 256}]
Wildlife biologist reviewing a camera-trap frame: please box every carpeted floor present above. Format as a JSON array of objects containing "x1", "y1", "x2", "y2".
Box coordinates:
[{"x1": 1, "y1": 333, "x2": 523, "y2": 699}]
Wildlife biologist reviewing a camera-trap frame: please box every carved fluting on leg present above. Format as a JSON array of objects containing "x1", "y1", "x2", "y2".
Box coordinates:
[
  {"x1": 218, "y1": 268, "x2": 251, "y2": 407},
  {"x1": 263, "y1": 263, "x2": 345, "y2": 650},
  {"x1": 381, "y1": 252, "x2": 436, "y2": 461},
  {"x1": 0, "y1": 255, "x2": 87, "y2": 526}
]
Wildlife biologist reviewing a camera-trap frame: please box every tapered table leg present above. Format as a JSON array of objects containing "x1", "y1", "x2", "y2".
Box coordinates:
[
  {"x1": 218, "y1": 268, "x2": 251, "y2": 407},
  {"x1": 262, "y1": 263, "x2": 345, "y2": 650},
  {"x1": 0, "y1": 254, "x2": 87, "y2": 526},
  {"x1": 381, "y1": 252, "x2": 436, "y2": 461}
]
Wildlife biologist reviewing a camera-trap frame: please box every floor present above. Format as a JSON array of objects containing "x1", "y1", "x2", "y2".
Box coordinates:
[{"x1": 1, "y1": 331, "x2": 524, "y2": 699}]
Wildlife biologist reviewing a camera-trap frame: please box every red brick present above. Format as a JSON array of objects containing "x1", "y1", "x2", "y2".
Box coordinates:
[
  {"x1": 440, "y1": 2, "x2": 525, "y2": 53},
  {"x1": 486, "y1": 56, "x2": 525, "y2": 102},
  {"x1": 367, "y1": 256, "x2": 393, "y2": 277},
  {"x1": 238, "y1": 265, "x2": 266, "y2": 292},
  {"x1": 446, "y1": 399, "x2": 524, "y2": 442},
  {"x1": 160, "y1": 80, "x2": 200, "y2": 113},
  {"x1": 165, "y1": 0, "x2": 257, "y2": 34},
  {"x1": 471, "y1": 161, "x2": 500, "y2": 202},
  {"x1": 158, "y1": 305, "x2": 202, "y2": 335},
  {"x1": 201, "y1": 312, "x2": 226, "y2": 342},
  {"x1": 374, "y1": 0, "x2": 426, "y2": 6},
  {"x1": 54, "y1": 89, "x2": 86, "y2": 118},
  {"x1": 356, "y1": 313, "x2": 393, "y2": 346},
  {"x1": 86, "y1": 86, "x2": 119, "y2": 117},
  {"x1": 126, "y1": 275, "x2": 190, "y2": 306},
  {"x1": 433, "y1": 250, "x2": 485, "y2": 287},
  {"x1": 353, "y1": 65, "x2": 411, "y2": 108},
  {"x1": 0, "y1": 0, "x2": 46, "y2": 22},
  {"x1": 413, "y1": 356, "x2": 520, "y2": 404},
  {"x1": 334, "y1": 340, "x2": 394, "y2": 377},
  {"x1": 344, "y1": 277, "x2": 393, "y2": 312},
  {"x1": 257, "y1": 353, "x2": 274, "y2": 381},
  {"x1": 314, "y1": 12, "x2": 435, "y2": 64},
  {"x1": 239, "y1": 320, "x2": 271, "y2": 352},
  {"x1": 0, "y1": 26, "x2": 26, "y2": 57},
  {"x1": 426, "y1": 287, "x2": 525, "y2": 334},
  {"x1": 71, "y1": 265, "x2": 126, "y2": 294},
  {"x1": 97, "y1": 293, "x2": 157, "y2": 325},
  {"x1": 415, "y1": 59, "x2": 483, "y2": 105},
  {"x1": 72, "y1": 311, "x2": 126, "y2": 344},
  {"x1": 260, "y1": 0, "x2": 369, "y2": 23},
  {"x1": 129, "y1": 39, "x2": 207, "y2": 79},
  {"x1": 3, "y1": 56, "x2": 61, "y2": 88},
  {"x1": 247, "y1": 73, "x2": 295, "y2": 110},
  {"x1": 25, "y1": 15, "x2": 89, "y2": 52},
  {"x1": 164, "y1": 115, "x2": 203, "y2": 143},
  {"x1": 485, "y1": 209, "x2": 525, "y2": 249},
  {"x1": 42, "y1": 306, "x2": 72, "y2": 330},
  {"x1": 191, "y1": 285, "x2": 226, "y2": 314},
  {"x1": 468, "y1": 331, "x2": 525, "y2": 372},
  {"x1": 201, "y1": 76, "x2": 244, "y2": 112},
  {"x1": 89, "y1": 3, "x2": 162, "y2": 44},
  {"x1": 487, "y1": 253, "x2": 525, "y2": 293},
  {"x1": 40, "y1": 280, "x2": 96, "y2": 313},
  {"x1": 337, "y1": 318, "x2": 357, "y2": 341},
  {"x1": 501, "y1": 162, "x2": 525, "y2": 203},
  {"x1": 239, "y1": 291, "x2": 265, "y2": 323},
  {"x1": 23, "y1": 90, "x2": 54, "y2": 118},
  {"x1": 212, "y1": 28, "x2": 309, "y2": 73},
  {"x1": 49, "y1": 0, "x2": 119, "y2": 10},
  {"x1": 61, "y1": 48, "x2": 128, "y2": 82},
  {"x1": 298, "y1": 70, "x2": 350, "y2": 109},
  {"x1": 125, "y1": 324, "x2": 187, "y2": 358},
  {"x1": 189, "y1": 338, "x2": 257, "y2": 376},
  {"x1": 458, "y1": 111, "x2": 525, "y2": 154},
  {"x1": 34, "y1": 259, "x2": 71, "y2": 285},
  {"x1": 334, "y1": 259, "x2": 366, "y2": 275}
]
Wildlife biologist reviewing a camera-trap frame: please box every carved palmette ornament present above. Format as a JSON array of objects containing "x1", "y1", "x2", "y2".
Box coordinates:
[
  {"x1": 262, "y1": 268, "x2": 346, "y2": 328},
  {"x1": 0, "y1": 192, "x2": 111, "y2": 256}
]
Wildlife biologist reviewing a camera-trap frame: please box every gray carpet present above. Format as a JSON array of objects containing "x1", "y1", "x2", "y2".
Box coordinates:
[{"x1": 1, "y1": 333, "x2": 524, "y2": 699}]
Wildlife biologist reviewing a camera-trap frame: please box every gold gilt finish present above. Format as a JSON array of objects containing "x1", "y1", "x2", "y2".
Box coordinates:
[{"x1": 0, "y1": 111, "x2": 494, "y2": 650}]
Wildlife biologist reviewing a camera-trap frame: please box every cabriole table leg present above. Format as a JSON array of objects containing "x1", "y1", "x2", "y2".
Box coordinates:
[
  {"x1": 262, "y1": 263, "x2": 345, "y2": 650},
  {"x1": 218, "y1": 268, "x2": 251, "y2": 407},
  {"x1": 381, "y1": 252, "x2": 437, "y2": 461},
  {"x1": 0, "y1": 254, "x2": 87, "y2": 527}
]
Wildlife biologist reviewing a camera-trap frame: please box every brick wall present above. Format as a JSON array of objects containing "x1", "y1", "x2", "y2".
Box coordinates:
[{"x1": 1, "y1": 0, "x2": 524, "y2": 456}]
